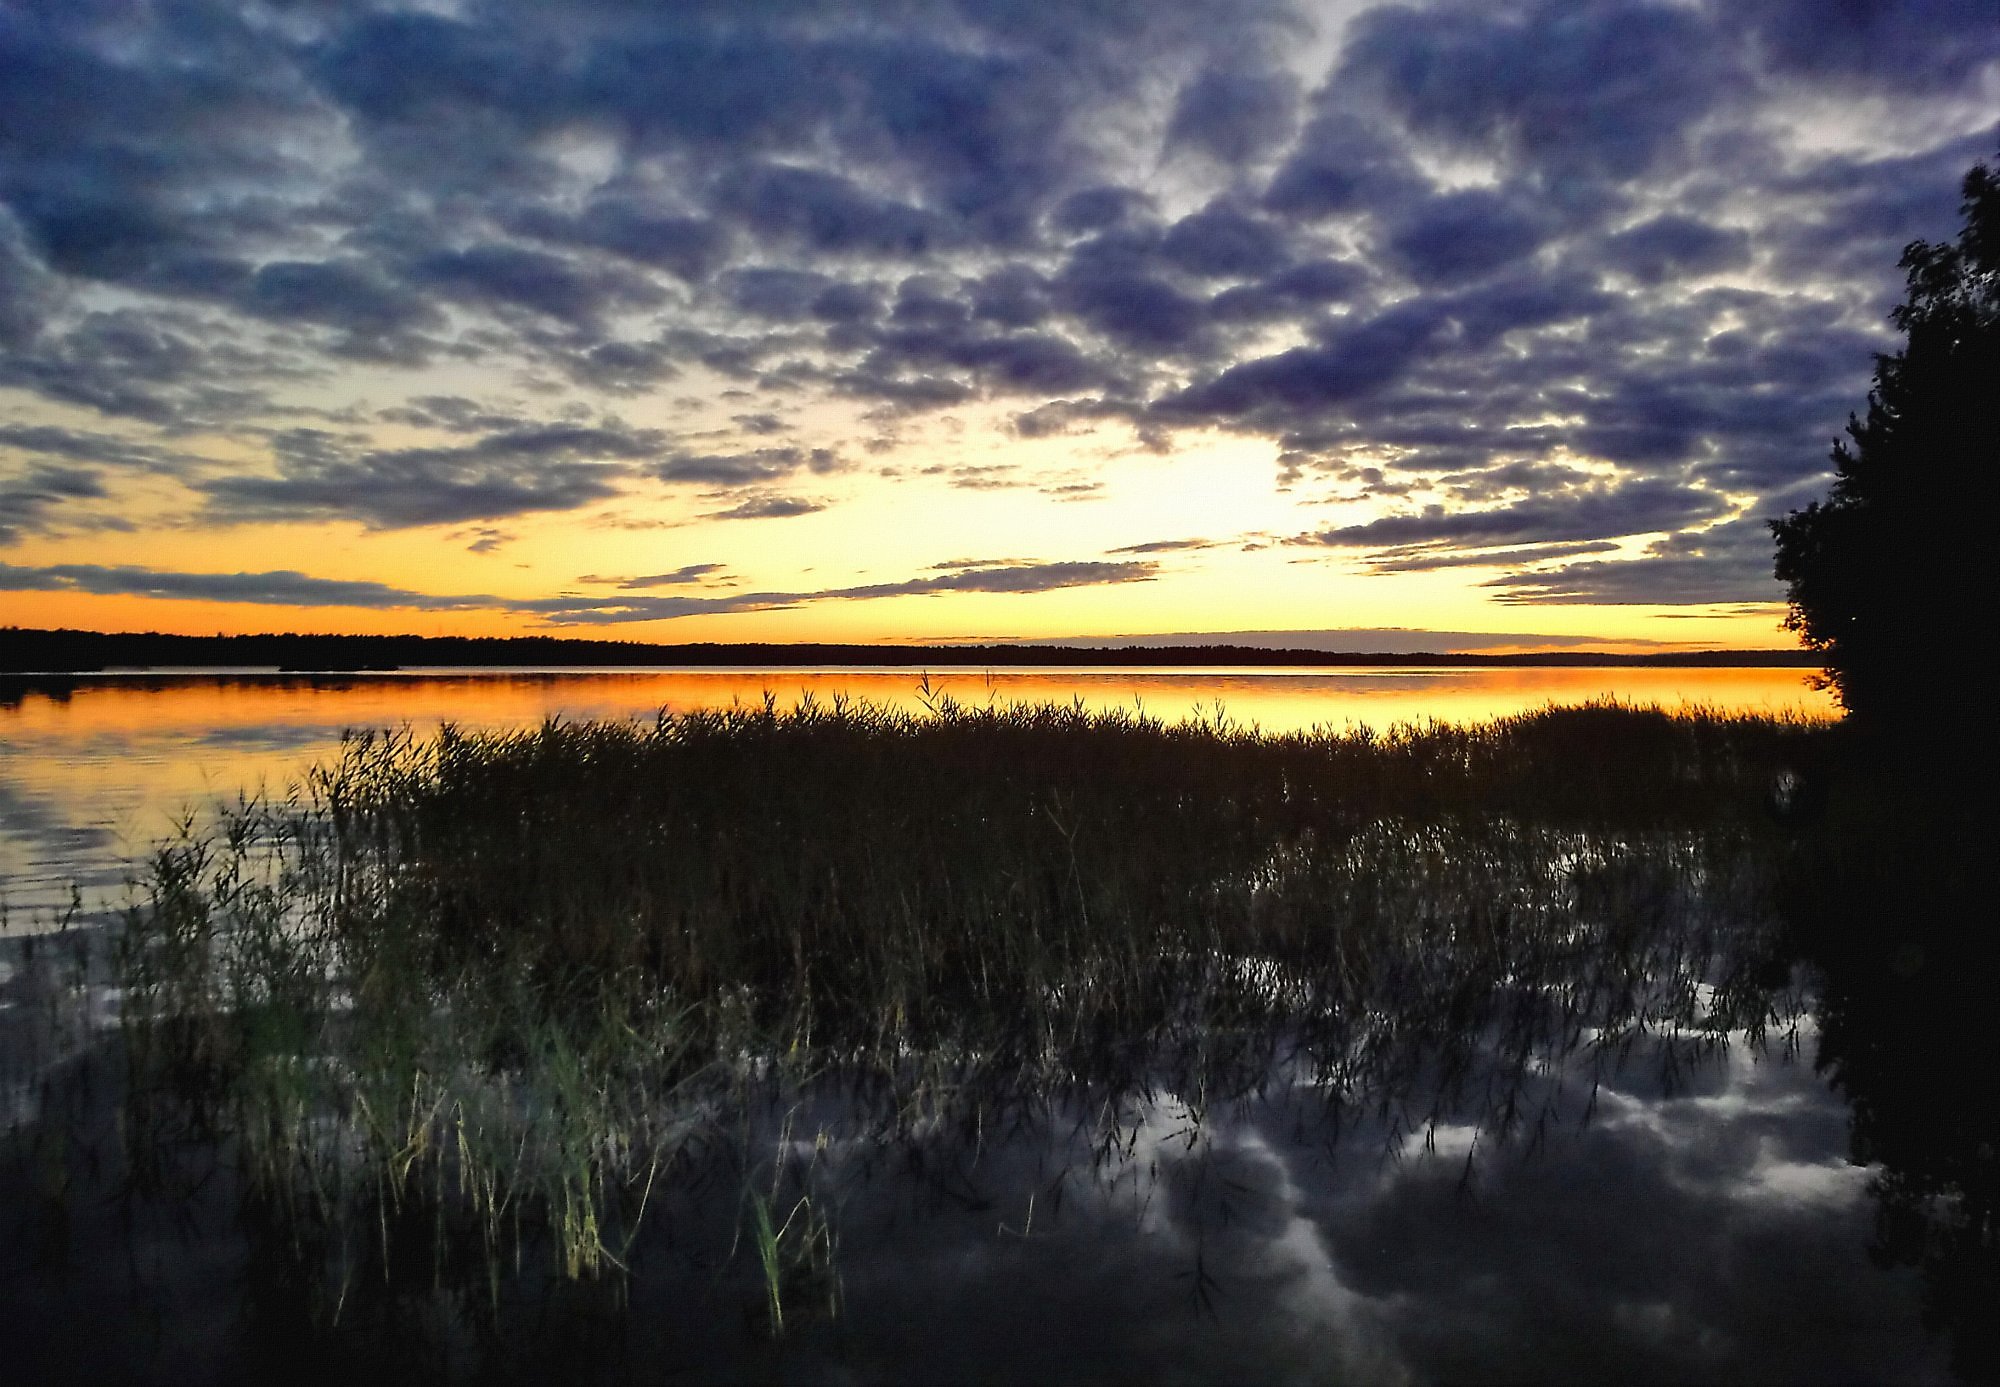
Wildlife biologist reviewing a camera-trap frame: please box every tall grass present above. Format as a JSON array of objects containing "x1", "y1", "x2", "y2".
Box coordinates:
[{"x1": 111, "y1": 694, "x2": 1822, "y2": 1326}]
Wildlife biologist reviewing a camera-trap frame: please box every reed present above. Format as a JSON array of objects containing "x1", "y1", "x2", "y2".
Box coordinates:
[{"x1": 109, "y1": 694, "x2": 1824, "y2": 1330}]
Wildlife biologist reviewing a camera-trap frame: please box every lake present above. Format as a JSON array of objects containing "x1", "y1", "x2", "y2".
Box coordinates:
[
  {"x1": 1, "y1": 664, "x2": 1830, "y2": 923},
  {"x1": 7, "y1": 665, "x2": 1982, "y2": 1386}
]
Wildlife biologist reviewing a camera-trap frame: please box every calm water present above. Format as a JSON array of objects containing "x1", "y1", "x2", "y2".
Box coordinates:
[
  {"x1": 0, "y1": 664, "x2": 1829, "y2": 924},
  {"x1": 7, "y1": 664, "x2": 1974, "y2": 1385}
]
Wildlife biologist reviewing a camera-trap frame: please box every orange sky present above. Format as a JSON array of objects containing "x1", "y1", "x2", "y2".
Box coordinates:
[{"x1": 0, "y1": 417, "x2": 1797, "y2": 651}]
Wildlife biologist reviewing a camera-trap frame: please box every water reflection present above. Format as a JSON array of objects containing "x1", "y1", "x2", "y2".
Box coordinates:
[
  {"x1": 0, "y1": 963, "x2": 1953, "y2": 1384},
  {"x1": 0, "y1": 664, "x2": 1836, "y2": 745}
]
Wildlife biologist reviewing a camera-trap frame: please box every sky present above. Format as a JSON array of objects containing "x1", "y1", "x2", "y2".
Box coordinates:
[{"x1": 1, "y1": 0, "x2": 1995, "y2": 652}]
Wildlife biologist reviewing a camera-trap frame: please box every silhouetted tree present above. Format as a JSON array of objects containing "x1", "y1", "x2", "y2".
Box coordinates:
[{"x1": 1771, "y1": 153, "x2": 1999, "y2": 727}]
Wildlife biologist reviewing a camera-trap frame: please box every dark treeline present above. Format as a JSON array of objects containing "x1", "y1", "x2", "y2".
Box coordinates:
[{"x1": 0, "y1": 626, "x2": 1814, "y2": 673}]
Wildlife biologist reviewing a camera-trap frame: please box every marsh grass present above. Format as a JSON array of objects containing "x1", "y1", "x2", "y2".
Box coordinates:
[{"x1": 109, "y1": 693, "x2": 1824, "y2": 1332}]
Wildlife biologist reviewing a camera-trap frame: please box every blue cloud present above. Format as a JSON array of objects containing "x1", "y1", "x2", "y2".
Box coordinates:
[
  {"x1": 1387, "y1": 189, "x2": 1551, "y2": 285},
  {"x1": 1340, "y1": 0, "x2": 1734, "y2": 183},
  {"x1": 1167, "y1": 65, "x2": 1302, "y2": 164}
]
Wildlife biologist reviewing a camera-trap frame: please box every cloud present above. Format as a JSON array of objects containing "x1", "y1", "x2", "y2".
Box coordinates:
[
  {"x1": 1107, "y1": 537, "x2": 1223, "y2": 555},
  {"x1": 1599, "y1": 215, "x2": 1753, "y2": 284},
  {"x1": 715, "y1": 164, "x2": 951, "y2": 259},
  {"x1": 722, "y1": 267, "x2": 837, "y2": 322},
  {"x1": 0, "y1": 561, "x2": 503, "y2": 610},
  {"x1": 593, "y1": 564, "x2": 728, "y2": 589},
  {"x1": 0, "y1": 423, "x2": 191, "y2": 474},
  {"x1": 1160, "y1": 202, "x2": 1292, "y2": 280},
  {"x1": 1722, "y1": 0, "x2": 2000, "y2": 92},
  {"x1": 1298, "y1": 480, "x2": 1732, "y2": 550},
  {"x1": 0, "y1": 8, "x2": 325, "y2": 294},
  {"x1": 0, "y1": 422, "x2": 209, "y2": 542},
  {"x1": 1485, "y1": 553, "x2": 1781, "y2": 605},
  {"x1": 1189, "y1": 260, "x2": 1861, "y2": 512},
  {"x1": 1263, "y1": 110, "x2": 1432, "y2": 219},
  {"x1": 1167, "y1": 65, "x2": 1303, "y2": 165},
  {"x1": 1759, "y1": 133, "x2": 1995, "y2": 293},
  {"x1": 651, "y1": 446, "x2": 841, "y2": 486},
  {"x1": 0, "y1": 555, "x2": 1159, "y2": 625},
  {"x1": 375, "y1": 397, "x2": 531, "y2": 435},
  {"x1": 0, "y1": 465, "x2": 109, "y2": 545},
  {"x1": 1338, "y1": 0, "x2": 1735, "y2": 183},
  {"x1": 1210, "y1": 259, "x2": 1369, "y2": 324},
  {"x1": 1056, "y1": 262, "x2": 1209, "y2": 354},
  {"x1": 1386, "y1": 189, "x2": 1551, "y2": 285},
  {"x1": 507, "y1": 198, "x2": 731, "y2": 282},
  {"x1": 1010, "y1": 397, "x2": 1146, "y2": 440},
  {"x1": 0, "y1": 214, "x2": 56, "y2": 349},
  {"x1": 1162, "y1": 298, "x2": 1449, "y2": 418},
  {"x1": 866, "y1": 559, "x2": 1152, "y2": 596},
  {"x1": 1364, "y1": 540, "x2": 1621, "y2": 573},
  {"x1": 1050, "y1": 187, "x2": 1157, "y2": 237},
  {"x1": 857, "y1": 317, "x2": 1108, "y2": 399},
  {"x1": 405, "y1": 244, "x2": 663, "y2": 329},
  {"x1": 523, "y1": 559, "x2": 1160, "y2": 625},
  {"x1": 201, "y1": 426, "x2": 661, "y2": 528},
  {"x1": 236, "y1": 259, "x2": 441, "y2": 337},
  {"x1": 561, "y1": 337, "x2": 685, "y2": 394},
  {"x1": 811, "y1": 280, "x2": 887, "y2": 325},
  {"x1": 1482, "y1": 516, "x2": 1785, "y2": 604},
  {"x1": 0, "y1": 306, "x2": 271, "y2": 426},
  {"x1": 704, "y1": 494, "x2": 825, "y2": 520}
]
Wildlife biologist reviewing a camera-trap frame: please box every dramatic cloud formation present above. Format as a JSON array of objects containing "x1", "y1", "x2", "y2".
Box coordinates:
[{"x1": 0, "y1": 0, "x2": 1994, "y2": 632}]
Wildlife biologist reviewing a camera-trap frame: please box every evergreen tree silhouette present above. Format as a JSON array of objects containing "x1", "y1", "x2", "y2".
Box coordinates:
[{"x1": 1771, "y1": 153, "x2": 2000, "y2": 727}]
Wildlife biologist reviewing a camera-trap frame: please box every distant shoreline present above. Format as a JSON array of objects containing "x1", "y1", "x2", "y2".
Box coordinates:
[{"x1": 1, "y1": 626, "x2": 1818, "y2": 673}]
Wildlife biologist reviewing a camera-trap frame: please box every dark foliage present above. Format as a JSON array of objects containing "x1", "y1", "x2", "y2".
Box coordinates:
[{"x1": 1771, "y1": 153, "x2": 2000, "y2": 726}]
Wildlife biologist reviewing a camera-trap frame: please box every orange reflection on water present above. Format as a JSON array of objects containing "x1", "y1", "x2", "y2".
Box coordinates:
[
  {"x1": 0, "y1": 665, "x2": 1832, "y2": 921},
  {"x1": 3, "y1": 663, "x2": 1834, "y2": 743}
]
